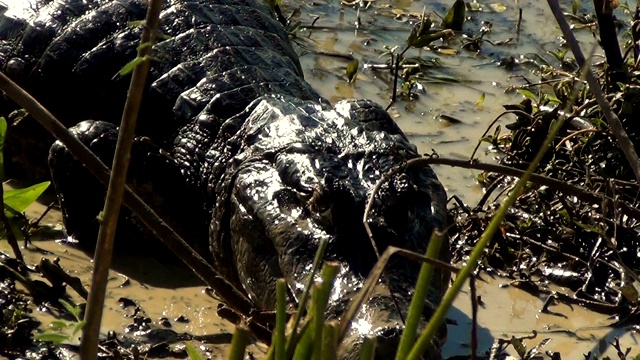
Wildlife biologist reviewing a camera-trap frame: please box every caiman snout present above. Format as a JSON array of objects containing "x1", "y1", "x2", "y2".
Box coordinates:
[{"x1": 337, "y1": 283, "x2": 447, "y2": 359}]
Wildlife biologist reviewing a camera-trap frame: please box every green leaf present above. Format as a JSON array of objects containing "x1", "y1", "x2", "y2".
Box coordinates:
[
  {"x1": 136, "y1": 42, "x2": 152, "y2": 52},
  {"x1": 346, "y1": 58, "x2": 359, "y2": 83},
  {"x1": 119, "y1": 56, "x2": 146, "y2": 76},
  {"x1": 71, "y1": 321, "x2": 86, "y2": 336},
  {"x1": 185, "y1": 342, "x2": 204, "y2": 360},
  {"x1": 4, "y1": 182, "x2": 50, "y2": 218},
  {"x1": 489, "y1": 3, "x2": 507, "y2": 12},
  {"x1": 59, "y1": 299, "x2": 82, "y2": 321},
  {"x1": 517, "y1": 89, "x2": 537, "y2": 102},
  {"x1": 510, "y1": 336, "x2": 527, "y2": 357},
  {"x1": 441, "y1": 0, "x2": 466, "y2": 31},
  {"x1": 409, "y1": 29, "x2": 455, "y2": 48},
  {"x1": 128, "y1": 20, "x2": 146, "y2": 28},
  {"x1": 475, "y1": 92, "x2": 485, "y2": 106},
  {"x1": 467, "y1": 0, "x2": 482, "y2": 12},
  {"x1": 35, "y1": 332, "x2": 70, "y2": 345}
]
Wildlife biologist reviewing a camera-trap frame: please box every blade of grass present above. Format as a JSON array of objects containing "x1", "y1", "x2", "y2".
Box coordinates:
[
  {"x1": 407, "y1": 119, "x2": 564, "y2": 360},
  {"x1": 292, "y1": 315, "x2": 314, "y2": 360},
  {"x1": 282, "y1": 238, "x2": 328, "y2": 358},
  {"x1": 312, "y1": 262, "x2": 340, "y2": 360},
  {"x1": 185, "y1": 342, "x2": 204, "y2": 360},
  {"x1": 359, "y1": 336, "x2": 377, "y2": 360},
  {"x1": 337, "y1": 246, "x2": 459, "y2": 343},
  {"x1": 395, "y1": 230, "x2": 445, "y2": 360},
  {"x1": 80, "y1": 0, "x2": 164, "y2": 357},
  {"x1": 228, "y1": 325, "x2": 251, "y2": 360},
  {"x1": 404, "y1": 44, "x2": 598, "y2": 360},
  {"x1": 274, "y1": 279, "x2": 287, "y2": 360},
  {"x1": 322, "y1": 320, "x2": 339, "y2": 360}
]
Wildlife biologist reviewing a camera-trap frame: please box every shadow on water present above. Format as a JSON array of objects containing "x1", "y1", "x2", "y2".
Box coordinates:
[{"x1": 444, "y1": 306, "x2": 494, "y2": 358}]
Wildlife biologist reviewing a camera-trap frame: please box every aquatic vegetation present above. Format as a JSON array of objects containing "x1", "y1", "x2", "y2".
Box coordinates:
[{"x1": 451, "y1": 0, "x2": 640, "y2": 335}]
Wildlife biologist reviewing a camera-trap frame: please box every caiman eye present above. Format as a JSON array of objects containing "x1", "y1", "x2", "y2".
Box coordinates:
[
  {"x1": 272, "y1": 188, "x2": 304, "y2": 215},
  {"x1": 306, "y1": 186, "x2": 332, "y2": 216}
]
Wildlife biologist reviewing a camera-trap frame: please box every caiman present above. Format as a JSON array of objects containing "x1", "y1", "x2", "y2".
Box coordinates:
[{"x1": 0, "y1": 0, "x2": 450, "y2": 357}]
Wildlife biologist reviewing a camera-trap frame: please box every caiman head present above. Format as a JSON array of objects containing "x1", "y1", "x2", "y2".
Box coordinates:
[{"x1": 207, "y1": 95, "x2": 450, "y2": 358}]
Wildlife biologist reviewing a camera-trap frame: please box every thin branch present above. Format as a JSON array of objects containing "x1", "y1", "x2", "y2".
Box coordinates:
[
  {"x1": 363, "y1": 156, "x2": 640, "y2": 245},
  {"x1": 469, "y1": 277, "x2": 478, "y2": 360},
  {"x1": 0, "y1": 49, "x2": 255, "y2": 347},
  {"x1": 546, "y1": 0, "x2": 640, "y2": 184},
  {"x1": 81, "y1": 0, "x2": 165, "y2": 357}
]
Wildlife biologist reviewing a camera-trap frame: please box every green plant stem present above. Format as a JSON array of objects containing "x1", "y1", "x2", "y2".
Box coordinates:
[
  {"x1": 228, "y1": 325, "x2": 251, "y2": 360},
  {"x1": 322, "y1": 321, "x2": 339, "y2": 360},
  {"x1": 0, "y1": 205, "x2": 22, "y2": 262},
  {"x1": 284, "y1": 238, "x2": 328, "y2": 358},
  {"x1": 406, "y1": 119, "x2": 567, "y2": 359},
  {"x1": 406, "y1": 32, "x2": 597, "y2": 359},
  {"x1": 0, "y1": 117, "x2": 22, "y2": 263},
  {"x1": 312, "y1": 263, "x2": 340, "y2": 360},
  {"x1": 395, "y1": 231, "x2": 444, "y2": 360},
  {"x1": 80, "y1": 0, "x2": 164, "y2": 358},
  {"x1": 311, "y1": 283, "x2": 325, "y2": 360},
  {"x1": 275, "y1": 279, "x2": 287, "y2": 360},
  {"x1": 292, "y1": 316, "x2": 314, "y2": 360},
  {"x1": 359, "y1": 336, "x2": 377, "y2": 360}
]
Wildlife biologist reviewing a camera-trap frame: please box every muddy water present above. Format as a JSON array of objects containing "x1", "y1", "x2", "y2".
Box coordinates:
[
  {"x1": 296, "y1": 0, "x2": 602, "y2": 204},
  {"x1": 2, "y1": 0, "x2": 638, "y2": 359},
  {"x1": 4, "y1": 202, "x2": 640, "y2": 359},
  {"x1": 294, "y1": 1, "x2": 638, "y2": 357}
]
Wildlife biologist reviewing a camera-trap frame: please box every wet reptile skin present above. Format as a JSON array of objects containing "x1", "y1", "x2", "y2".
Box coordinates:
[{"x1": 0, "y1": 0, "x2": 449, "y2": 357}]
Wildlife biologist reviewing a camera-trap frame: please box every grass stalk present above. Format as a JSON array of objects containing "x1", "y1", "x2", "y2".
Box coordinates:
[
  {"x1": 405, "y1": 40, "x2": 597, "y2": 360},
  {"x1": 322, "y1": 321, "x2": 339, "y2": 360},
  {"x1": 292, "y1": 316, "x2": 314, "y2": 360},
  {"x1": 406, "y1": 116, "x2": 567, "y2": 360},
  {"x1": 283, "y1": 238, "x2": 328, "y2": 357},
  {"x1": 228, "y1": 325, "x2": 251, "y2": 360},
  {"x1": 274, "y1": 279, "x2": 287, "y2": 360},
  {"x1": 80, "y1": 0, "x2": 164, "y2": 358},
  {"x1": 394, "y1": 230, "x2": 444, "y2": 360},
  {"x1": 359, "y1": 336, "x2": 377, "y2": 360},
  {"x1": 311, "y1": 262, "x2": 340, "y2": 360}
]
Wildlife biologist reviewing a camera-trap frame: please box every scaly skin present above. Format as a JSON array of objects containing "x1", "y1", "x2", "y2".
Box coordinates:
[{"x1": 0, "y1": 0, "x2": 450, "y2": 357}]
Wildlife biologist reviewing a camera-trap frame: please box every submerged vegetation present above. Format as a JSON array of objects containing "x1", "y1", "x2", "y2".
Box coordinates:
[{"x1": 3, "y1": 0, "x2": 640, "y2": 359}]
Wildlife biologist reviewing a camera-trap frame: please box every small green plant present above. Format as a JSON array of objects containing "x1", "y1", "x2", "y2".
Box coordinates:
[
  {"x1": 35, "y1": 299, "x2": 86, "y2": 345},
  {"x1": 0, "y1": 117, "x2": 50, "y2": 218}
]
